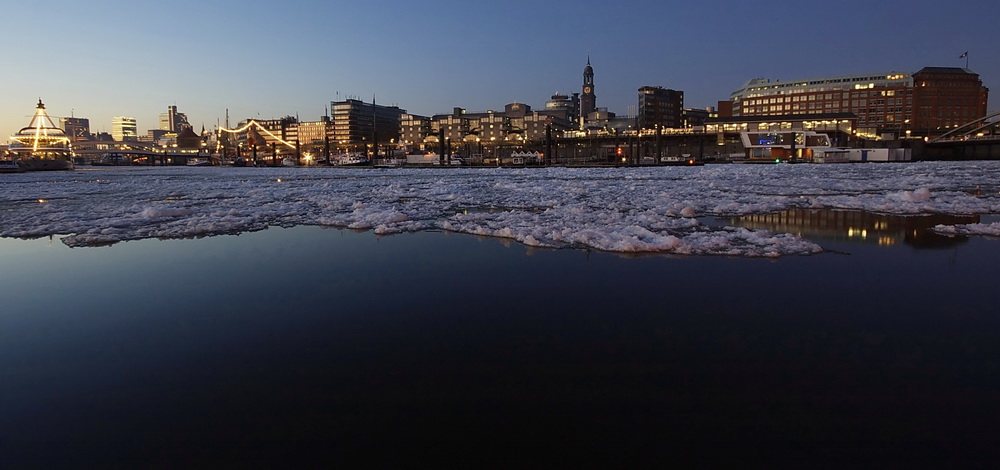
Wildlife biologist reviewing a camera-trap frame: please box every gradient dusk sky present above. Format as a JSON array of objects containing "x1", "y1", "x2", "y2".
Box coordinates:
[{"x1": 2, "y1": 0, "x2": 996, "y2": 140}]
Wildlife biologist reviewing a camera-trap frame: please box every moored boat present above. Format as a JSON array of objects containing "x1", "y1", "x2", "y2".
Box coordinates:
[
  {"x1": 8, "y1": 100, "x2": 75, "y2": 171},
  {"x1": 335, "y1": 153, "x2": 369, "y2": 166},
  {"x1": 0, "y1": 160, "x2": 25, "y2": 173}
]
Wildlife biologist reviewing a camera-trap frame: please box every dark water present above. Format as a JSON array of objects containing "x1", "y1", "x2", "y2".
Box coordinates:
[{"x1": 2, "y1": 226, "x2": 1000, "y2": 467}]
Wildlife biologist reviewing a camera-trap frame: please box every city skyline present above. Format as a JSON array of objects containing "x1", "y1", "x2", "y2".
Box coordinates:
[{"x1": 3, "y1": 0, "x2": 997, "y2": 142}]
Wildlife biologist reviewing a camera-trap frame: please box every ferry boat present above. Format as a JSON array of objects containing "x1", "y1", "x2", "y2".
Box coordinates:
[
  {"x1": 8, "y1": 99, "x2": 75, "y2": 171},
  {"x1": 739, "y1": 130, "x2": 835, "y2": 163}
]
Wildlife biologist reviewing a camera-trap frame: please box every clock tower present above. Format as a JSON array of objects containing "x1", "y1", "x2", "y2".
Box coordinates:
[{"x1": 580, "y1": 57, "x2": 596, "y2": 121}]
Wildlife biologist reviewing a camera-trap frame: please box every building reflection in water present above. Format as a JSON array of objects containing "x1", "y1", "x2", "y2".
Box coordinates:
[{"x1": 721, "y1": 208, "x2": 980, "y2": 249}]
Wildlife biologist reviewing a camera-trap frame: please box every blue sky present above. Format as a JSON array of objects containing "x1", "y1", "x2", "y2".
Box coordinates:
[{"x1": 2, "y1": 0, "x2": 996, "y2": 140}]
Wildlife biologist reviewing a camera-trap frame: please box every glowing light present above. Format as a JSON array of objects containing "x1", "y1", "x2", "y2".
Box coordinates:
[
  {"x1": 37, "y1": 199, "x2": 47, "y2": 203},
  {"x1": 9, "y1": 100, "x2": 74, "y2": 157},
  {"x1": 219, "y1": 120, "x2": 297, "y2": 149}
]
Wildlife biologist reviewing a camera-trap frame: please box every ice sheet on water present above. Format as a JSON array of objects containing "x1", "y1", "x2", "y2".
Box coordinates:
[
  {"x1": 932, "y1": 221, "x2": 1000, "y2": 237},
  {"x1": 2, "y1": 162, "x2": 1000, "y2": 256}
]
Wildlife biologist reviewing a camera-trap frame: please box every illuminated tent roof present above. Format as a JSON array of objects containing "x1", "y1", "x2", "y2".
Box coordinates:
[{"x1": 9, "y1": 99, "x2": 71, "y2": 152}]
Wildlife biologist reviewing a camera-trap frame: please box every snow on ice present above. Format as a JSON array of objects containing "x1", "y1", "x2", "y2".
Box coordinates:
[{"x1": 3, "y1": 161, "x2": 1000, "y2": 256}]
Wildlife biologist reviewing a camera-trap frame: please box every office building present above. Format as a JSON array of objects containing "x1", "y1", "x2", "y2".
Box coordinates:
[
  {"x1": 400, "y1": 113, "x2": 432, "y2": 149},
  {"x1": 112, "y1": 116, "x2": 138, "y2": 142},
  {"x1": 730, "y1": 67, "x2": 989, "y2": 137},
  {"x1": 330, "y1": 99, "x2": 404, "y2": 149},
  {"x1": 545, "y1": 92, "x2": 580, "y2": 125},
  {"x1": 638, "y1": 86, "x2": 684, "y2": 130},
  {"x1": 238, "y1": 116, "x2": 297, "y2": 149},
  {"x1": 911, "y1": 67, "x2": 990, "y2": 136},
  {"x1": 159, "y1": 105, "x2": 191, "y2": 132},
  {"x1": 401, "y1": 103, "x2": 573, "y2": 151},
  {"x1": 60, "y1": 117, "x2": 91, "y2": 141}
]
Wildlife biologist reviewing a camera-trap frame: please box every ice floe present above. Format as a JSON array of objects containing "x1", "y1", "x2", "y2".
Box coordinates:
[{"x1": 2, "y1": 161, "x2": 1000, "y2": 256}]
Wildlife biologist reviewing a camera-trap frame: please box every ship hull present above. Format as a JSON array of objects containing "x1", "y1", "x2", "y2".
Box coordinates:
[{"x1": 18, "y1": 158, "x2": 75, "y2": 171}]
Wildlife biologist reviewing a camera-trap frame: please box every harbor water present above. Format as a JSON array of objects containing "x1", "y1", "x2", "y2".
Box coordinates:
[{"x1": 2, "y1": 220, "x2": 999, "y2": 466}]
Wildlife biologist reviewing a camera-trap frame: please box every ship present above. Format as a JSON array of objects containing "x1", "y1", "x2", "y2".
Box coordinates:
[{"x1": 8, "y1": 99, "x2": 75, "y2": 171}]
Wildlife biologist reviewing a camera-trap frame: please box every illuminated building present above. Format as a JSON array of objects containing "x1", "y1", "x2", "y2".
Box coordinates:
[
  {"x1": 730, "y1": 67, "x2": 989, "y2": 138},
  {"x1": 638, "y1": 86, "x2": 684, "y2": 130},
  {"x1": 330, "y1": 99, "x2": 404, "y2": 150},
  {"x1": 683, "y1": 107, "x2": 717, "y2": 128},
  {"x1": 404, "y1": 103, "x2": 572, "y2": 152},
  {"x1": 112, "y1": 116, "x2": 138, "y2": 142},
  {"x1": 545, "y1": 92, "x2": 579, "y2": 125},
  {"x1": 233, "y1": 116, "x2": 297, "y2": 150},
  {"x1": 400, "y1": 113, "x2": 432, "y2": 150},
  {"x1": 159, "y1": 105, "x2": 191, "y2": 132},
  {"x1": 911, "y1": 67, "x2": 990, "y2": 136},
  {"x1": 139, "y1": 129, "x2": 168, "y2": 144},
  {"x1": 705, "y1": 113, "x2": 858, "y2": 159},
  {"x1": 295, "y1": 118, "x2": 332, "y2": 147}
]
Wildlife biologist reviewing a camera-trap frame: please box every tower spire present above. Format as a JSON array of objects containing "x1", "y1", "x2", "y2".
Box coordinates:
[{"x1": 581, "y1": 57, "x2": 596, "y2": 120}]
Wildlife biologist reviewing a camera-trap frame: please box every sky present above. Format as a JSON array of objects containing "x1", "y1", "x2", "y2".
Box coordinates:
[{"x1": 2, "y1": 0, "x2": 997, "y2": 142}]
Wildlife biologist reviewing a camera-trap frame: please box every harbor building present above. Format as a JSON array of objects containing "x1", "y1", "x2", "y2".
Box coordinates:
[
  {"x1": 330, "y1": 99, "x2": 405, "y2": 152},
  {"x1": 911, "y1": 67, "x2": 990, "y2": 137},
  {"x1": 730, "y1": 67, "x2": 989, "y2": 138},
  {"x1": 400, "y1": 113, "x2": 432, "y2": 150},
  {"x1": 294, "y1": 117, "x2": 335, "y2": 160},
  {"x1": 112, "y1": 116, "x2": 138, "y2": 142},
  {"x1": 638, "y1": 86, "x2": 684, "y2": 130},
  {"x1": 235, "y1": 116, "x2": 297, "y2": 150},
  {"x1": 545, "y1": 92, "x2": 579, "y2": 125},
  {"x1": 400, "y1": 103, "x2": 573, "y2": 155}
]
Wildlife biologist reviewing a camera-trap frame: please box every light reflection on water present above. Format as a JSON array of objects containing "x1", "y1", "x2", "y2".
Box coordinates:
[
  {"x1": 1, "y1": 227, "x2": 999, "y2": 466},
  {"x1": 717, "y1": 208, "x2": 984, "y2": 249}
]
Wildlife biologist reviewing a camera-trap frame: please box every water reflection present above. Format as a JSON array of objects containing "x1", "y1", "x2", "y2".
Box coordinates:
[{"x1": 720, "y1": 208, "x2": 980, "y2": 248}]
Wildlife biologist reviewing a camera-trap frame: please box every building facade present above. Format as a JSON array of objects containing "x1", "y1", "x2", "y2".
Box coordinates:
[
  {"x1": 330, "y1": 99, "x2": 404, "y2": 150},
  {"x1": 730, "y1": 67, "x2": 989, "y2": 138},
  {"x1": 911, "y1": 67, "x2": 990, "y2": 136},
  {"x1": 60, "y1": 117, "x2": 91, "y2": 141},
  {"x1": 400, "y1": 113, "x2": 432, "y2": 150},
  {"x1": 638, "y1": 86, "x2": 684, "y2": 130},
  {"x1": 401, "y1": 103, "x2": 573, "y2": 153},
  {"x1": 239, "y1": 116, "x2": 297, "y2": 150},
  {"x1": 112, "y1": 116, "x2": 138, "y2": 142},
  {"x1": 295, "y1": 118, "x2": 333, "y2": 146},
  {"x1": 159, "y1": 105, "x2": 191, "y2": 132},
  {"x1": 545, "y1": 92, "x2": 579, "y2": 126}
]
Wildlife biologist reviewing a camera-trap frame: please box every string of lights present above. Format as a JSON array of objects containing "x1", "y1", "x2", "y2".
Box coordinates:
[
  {"x1": 218, "y1": 120, "x2": 296, "y2": 149},
  {"x1": 11, "y1": 103, "x2": 73, "y2": 152}
]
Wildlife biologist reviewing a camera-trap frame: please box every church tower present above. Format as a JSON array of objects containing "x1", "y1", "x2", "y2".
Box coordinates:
[{"x1": 580, "y1": 57, "x2": 596, "y2": 120}]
